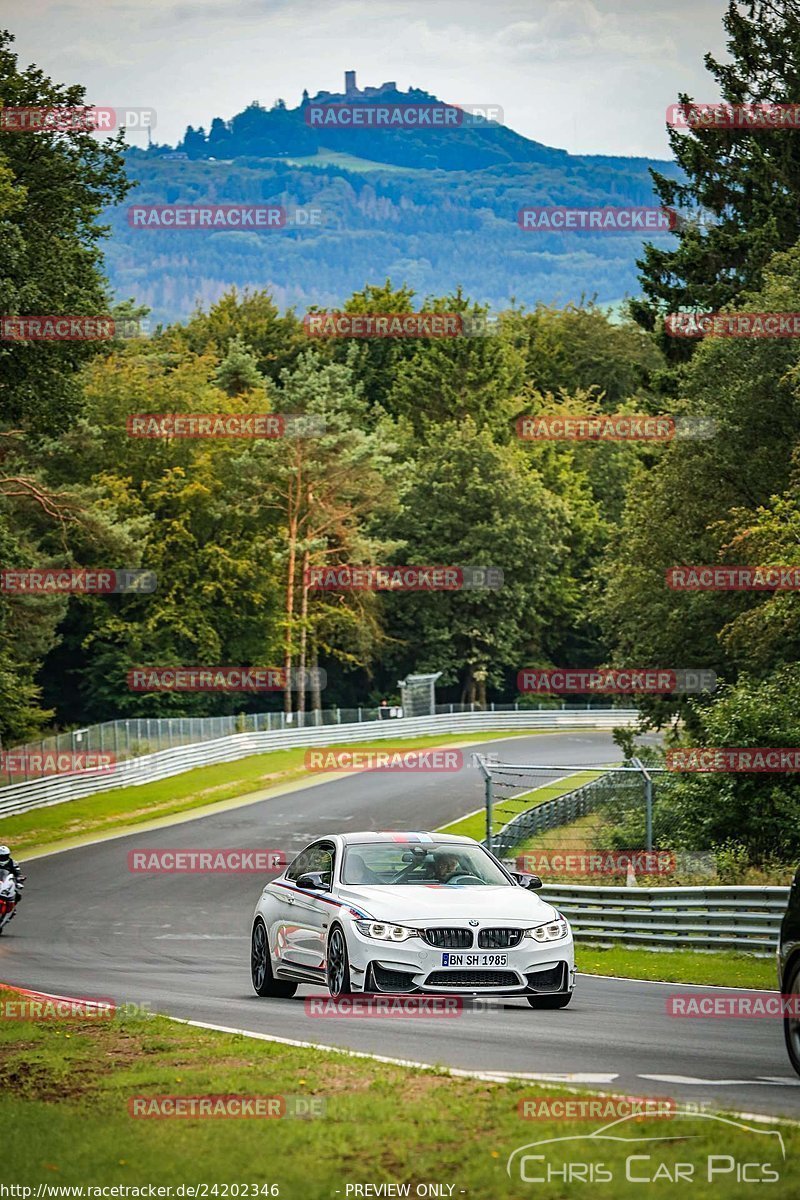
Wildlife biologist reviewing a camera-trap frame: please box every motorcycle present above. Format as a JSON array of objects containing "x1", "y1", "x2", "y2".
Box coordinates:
[{"x1": 0, "y1": 868, "x2": 23, "y2": 933}]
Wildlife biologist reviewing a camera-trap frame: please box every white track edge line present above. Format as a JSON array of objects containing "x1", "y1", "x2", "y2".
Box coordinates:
[
  {"x1": 3, "y1": 982, "x2": 797, "y2": 1127},
  {"x1": 579, "y1": 972, "x2": 779, "y2": 992},
  {"x1": 163, "y1": 1013, "x2": 800, "y2": 1127}
]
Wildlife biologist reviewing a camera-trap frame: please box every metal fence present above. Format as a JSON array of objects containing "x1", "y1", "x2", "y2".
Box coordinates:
[
  {"x1": 0, "y1": 709, "x2": 641, "y2": 818},
  {"x1": 0, "y1": 699, "x2": 622, "y2": 788},
  {"x1": 539, "y1": 884, "x2": 787, "y2": 955},
  {"x1": 480, "y1": 758, "x2": 681, "y2": 861},
  {"x1": 487, "y1": 768, "x2": 639, "y2": 857}
]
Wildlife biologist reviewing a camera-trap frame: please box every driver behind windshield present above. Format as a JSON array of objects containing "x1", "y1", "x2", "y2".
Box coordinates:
[{"x1": 431, "y1": 852, "x2": 461, "y2": 883}]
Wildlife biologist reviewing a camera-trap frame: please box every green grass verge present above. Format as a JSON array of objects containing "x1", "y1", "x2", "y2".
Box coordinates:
[
  {"x1": 578, "y1": 944, "x2": 776, "y2": 989},
  {"x1": 2, "y1": 992, "x2": 797, "y2": 1193},
  {"x1": 6, "y1": 731, "x2": 532, "y2": 857},
  {"x1": 280, "y1": 149, "x2": 417, "y2": 172},
  {"x1": 437, "y1": 769, "x2": 603, "y2": 841}
]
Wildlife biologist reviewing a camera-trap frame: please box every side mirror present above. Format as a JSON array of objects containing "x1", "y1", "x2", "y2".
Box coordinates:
[
  {"x1": 296, "y1": 871, "x2": 330, "y2": 892},
  {"x1": 513, "y1": 872, "x2": 543, "y2": 890}
]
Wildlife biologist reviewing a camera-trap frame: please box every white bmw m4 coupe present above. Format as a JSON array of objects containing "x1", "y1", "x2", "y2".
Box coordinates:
[{"x1": 250, "y1": 831, "x2": 575, "y2": 1007}]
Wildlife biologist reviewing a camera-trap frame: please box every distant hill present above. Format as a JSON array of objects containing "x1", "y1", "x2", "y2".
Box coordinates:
[
  {"x1": 170, "y1": 71, "x2": 576, "y2": 173},
  {"x1": 106, "y1": 73, "x2": 682, "y2": 324}
]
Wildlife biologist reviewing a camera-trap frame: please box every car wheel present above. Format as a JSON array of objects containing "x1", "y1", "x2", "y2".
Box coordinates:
[
  {"x1": 326, "y1": 925, "x2": 352, "y2": 997},
  {"x1": 527, "y1": 990, "x2": 573, "y2": 1009},
  {"x1": 784, "y1": 959, "x2": 800, "y2": 1076},
  {"x1": 251, "y1": 919, "x2": 297, "y2": 998}
]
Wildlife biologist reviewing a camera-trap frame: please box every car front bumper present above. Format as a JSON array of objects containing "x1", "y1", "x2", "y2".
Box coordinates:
[{"x1": 345, "y1": 925, "x2": 576, "y2": 995}]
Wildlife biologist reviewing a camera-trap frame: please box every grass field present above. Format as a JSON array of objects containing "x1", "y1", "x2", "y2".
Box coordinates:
[
  {"x1": 2, "y1": 990, "x2": 797, "y2": 1195},
  {"x1": 578, "y1": 945, "x2": 776, "y2": 989},
  {"x1": 280, "y1": 148, "x2": 416, "y2": 172}
]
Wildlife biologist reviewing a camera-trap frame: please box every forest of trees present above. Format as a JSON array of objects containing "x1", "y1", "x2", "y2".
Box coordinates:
[
  {"x1": 3, "y1": 0, "x2": 800, "y2": 864},
  {"x1": 107, "y1": 150, "x2": 681, "y2": 324}
]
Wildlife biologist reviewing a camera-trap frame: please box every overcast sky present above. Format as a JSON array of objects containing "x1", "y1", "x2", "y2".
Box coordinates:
[{"x1": 1, "y1": 0, "x2": 731, "y2": 158}]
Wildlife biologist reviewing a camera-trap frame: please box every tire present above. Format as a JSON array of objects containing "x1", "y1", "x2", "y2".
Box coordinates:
[
  {"x1": 326, "y1": 925, "x2": 352, "y2": 997},
  {"x1": 784, "y1": 959, "x2": 800, "y2": 1077},
  {"x1": 527, "y1": 990, "x2": 573, "y2": 1009},
  {"x1": 251, "y1": 919, "x2": 297, "y2": 998}
]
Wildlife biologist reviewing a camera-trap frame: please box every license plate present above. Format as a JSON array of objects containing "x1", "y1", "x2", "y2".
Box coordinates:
[{"x1": 440, "y1": 952, "x2": 508, "y2": 967}]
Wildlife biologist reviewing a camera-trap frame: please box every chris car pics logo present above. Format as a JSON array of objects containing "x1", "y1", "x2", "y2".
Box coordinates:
[{"x1": 505, "y1": 1109, "x2": 785, "y2": 1185}]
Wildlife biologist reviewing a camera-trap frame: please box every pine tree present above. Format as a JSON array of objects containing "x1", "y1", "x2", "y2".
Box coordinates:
[
  {"x1": 633, "y1": 1, "x2": 800, "y2": 350},
  {"x1": 214, "y1": 335, "x2": 264, "y2": 397}
]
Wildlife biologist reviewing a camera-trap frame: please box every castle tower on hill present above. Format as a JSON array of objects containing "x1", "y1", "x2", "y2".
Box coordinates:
[
  {"x1": 358, "y1": 71, "x2": 398, "y2": 99},
  {"x1": 312, "y1": 72, "x2": 400, "y2": 104}
]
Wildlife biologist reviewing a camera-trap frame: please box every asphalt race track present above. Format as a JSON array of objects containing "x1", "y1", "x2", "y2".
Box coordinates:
[{"x1": 3, "y1": 731, "x2": 799, "y2": 1119}]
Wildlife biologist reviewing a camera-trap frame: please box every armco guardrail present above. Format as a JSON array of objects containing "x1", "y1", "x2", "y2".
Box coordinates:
[
  {"x1": 539, "y1": 884, "x2": 788, "y2": 955},
  {"x1": 1, "y1": 700, "x2": 620, "y2": 787},
  {"x1": 0, "y1": 709, "x2": 640, "y2": 818}
]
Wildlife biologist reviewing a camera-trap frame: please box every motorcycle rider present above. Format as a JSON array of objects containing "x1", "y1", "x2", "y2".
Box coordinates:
[{"x1": 0, "y1": 846, "x2": 25, "y2": 901}]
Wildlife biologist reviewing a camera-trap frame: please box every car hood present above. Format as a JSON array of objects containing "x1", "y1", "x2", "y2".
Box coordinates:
[{"x1": 336, "y1": 884, "x2": 560, "y2": 924}]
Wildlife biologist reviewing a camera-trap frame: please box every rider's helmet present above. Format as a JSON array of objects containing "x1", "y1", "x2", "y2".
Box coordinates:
[{"x1": 0, "y1": 846, "x2": 11, "y2": 869}]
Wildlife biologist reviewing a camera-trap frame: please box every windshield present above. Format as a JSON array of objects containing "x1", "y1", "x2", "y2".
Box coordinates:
[{"x1": 341, "y1": 842, "x2": 511, "y2": 887}]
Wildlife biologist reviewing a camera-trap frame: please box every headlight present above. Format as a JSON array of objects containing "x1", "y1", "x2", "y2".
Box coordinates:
[
  {"x1": 525, "y1": 918, "x2": 570, "y2": 942},
  {"x1": 354, "y1": 921, "x2": 418, "y2": 942}
]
